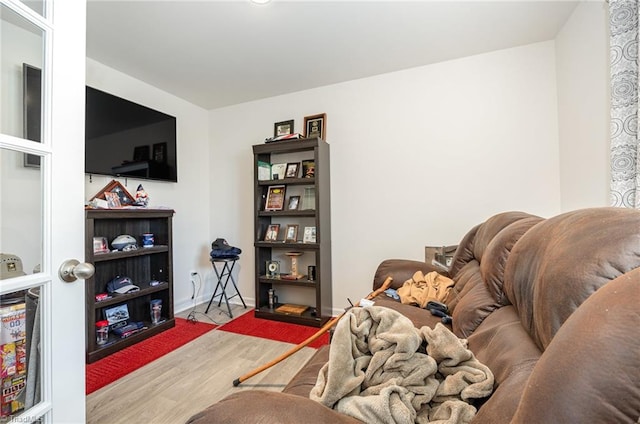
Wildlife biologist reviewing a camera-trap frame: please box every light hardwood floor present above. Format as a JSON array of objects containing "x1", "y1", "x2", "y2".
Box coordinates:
[{"x1": 86, "y1": 304, "x2": 317, "y2": 424}]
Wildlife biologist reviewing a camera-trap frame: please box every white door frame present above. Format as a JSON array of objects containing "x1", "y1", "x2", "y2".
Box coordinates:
[{"x1": 1, "y1": 0, "x2": 87, "y2": 422}]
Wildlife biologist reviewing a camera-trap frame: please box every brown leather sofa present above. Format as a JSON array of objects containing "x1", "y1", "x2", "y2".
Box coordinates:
[{"x1": 187, "y1": 207, "x2": 640, "y2": 423}]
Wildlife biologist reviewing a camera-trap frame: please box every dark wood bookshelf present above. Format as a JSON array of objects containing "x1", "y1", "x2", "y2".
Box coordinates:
[
  {"x1": 85, "y1": 208, "x2": 175, "y2": 363},
  {"x1": 253, "y1": 137, "x2": 332, "y2": 327}
]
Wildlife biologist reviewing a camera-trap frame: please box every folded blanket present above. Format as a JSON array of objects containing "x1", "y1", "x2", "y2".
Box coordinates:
[{"x1": 310, "y1": 306, "x2": 494, "y2": 424}]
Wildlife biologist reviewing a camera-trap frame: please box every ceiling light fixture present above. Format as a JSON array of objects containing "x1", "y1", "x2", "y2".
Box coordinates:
[{"x1": 250, "y1": 0, "x2": 272, "y2": 4}]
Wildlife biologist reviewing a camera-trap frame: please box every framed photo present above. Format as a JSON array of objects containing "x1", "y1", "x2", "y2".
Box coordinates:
[
  {"x1": 303, "y1": 226, "x2": 317, "y2": 243},
  {"x1": 285, "y1": 224, "x2": 299, "y2": 242},
  {"x1": 274, "y1": 120, "x2": 294, "y2": 137},
  {"x1": 285, "y1": 162, "x2": 300, "y2": 178},
  {"x1": 287, "y1": 195, "x2": 300, "y2": 210},
  {"x1": 265, "y1": 185, "x2": 286, "y2": 211},
  {"x1": 303, "y1": 113, "x2": 326, "y2": 140},
  {"x1": 264, "y1": 224, "x2": 280, "y2": 242},
  {"x1": 93, "y1": 237, "x2": 109, "y2": 254},
  {"x1": 271, "y1": 163, "x2": 287, "y2": 180},
  {"x1": 90, "y1": 179, "x2": 135, "y2": 206},
  {"x1": 301, "y1": 160, "x2": 315, "y2": 178}
]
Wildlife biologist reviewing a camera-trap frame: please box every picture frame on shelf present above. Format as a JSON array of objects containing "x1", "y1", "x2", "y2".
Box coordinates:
[
  {"x1": 303, "y1": 226, "x2": 317, "y2": 243},
  {"x1": 90, "y1": 179, "x2": 135, "y2": 207},
  {"x1": 285, "y1": 224, "x2": 299, "y2": 242},
  {"x1": 287, "y1": 195, "x2": 300, "y2": 210},
  {"x1": 93, "y1": 237, "x2": 109, "y2": 254},
  {"x1": 264, "y1": 224, "x2": 280, "y2": 241},
  {"x1": 303, "y1": 113, "x2": 326, "y2": 140},
  {"x1": 271, "y1": 163, "x2": 287, "y2": 180},
  {"x1": 301, "y1": 160, "x2": 315, "y2": 178},
  {"x1": 274, "y1": 120, "x2": 294, "y2": 137},
  {"x1": 264, "y1": 185, "x2": 286, "y2": 211},
  {"x1": 285, "y1": 162, "x2": 300, "y2": 178}
]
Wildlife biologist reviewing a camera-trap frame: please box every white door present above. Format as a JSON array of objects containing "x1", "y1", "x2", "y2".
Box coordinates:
[{"x1": 1, "y1": 0, "x2": 87, "y2": 423}]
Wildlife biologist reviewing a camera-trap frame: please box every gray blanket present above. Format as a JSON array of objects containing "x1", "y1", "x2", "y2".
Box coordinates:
[{"x1": 310, "y1": 306, "x2": 494, "y2": 424}]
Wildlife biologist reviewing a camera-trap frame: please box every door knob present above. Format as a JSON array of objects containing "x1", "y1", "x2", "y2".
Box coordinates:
[{"x1": 59, "y1": 259, "x2": 95, "y2": 282}]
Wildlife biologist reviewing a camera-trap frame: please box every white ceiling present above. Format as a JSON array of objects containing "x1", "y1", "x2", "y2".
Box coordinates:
[{"x1": 86, "y1": 0, "x2": 580, "y2": 110}]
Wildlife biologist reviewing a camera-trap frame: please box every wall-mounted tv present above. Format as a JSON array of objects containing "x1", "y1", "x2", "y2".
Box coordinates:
[
  {"x1": 23, "y1": 64, "x2": 178, "y2": 182},
  {"x1": 85, "y1": 86, "x2": 178, "y2": 182}
]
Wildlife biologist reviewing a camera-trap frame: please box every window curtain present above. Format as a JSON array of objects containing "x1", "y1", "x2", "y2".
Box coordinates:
[{"x1": 610, "y1": 0, "x2": 640, "y2": 208}]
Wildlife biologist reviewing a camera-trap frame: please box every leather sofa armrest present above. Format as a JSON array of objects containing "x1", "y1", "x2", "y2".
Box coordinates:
[
  {"x1": 373, "y1": 259, "x2": 446, "y2": 291},
  {"x1": 186, "y1": 391, "x2": 364, "y2": 424}
]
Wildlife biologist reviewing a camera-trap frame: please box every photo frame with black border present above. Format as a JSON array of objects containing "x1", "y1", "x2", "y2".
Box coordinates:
[
  {"x1": 285, "y1": 162, "x2": 300, "y2": 178},
  {"x1": 303, "y1": 113, "x2": 326, "y2": 140},
  {"x1": 287, "y1": 195, "x2": 300, "y2": 210},
  {"x1": 264, "y1": 224, "x2": 280, "y2": 241},
  {"x1": 285, "y1": 224, "x2": 299, "y2": 242},
  {"x1": 274, "y1": 120, "x2": 294, "y2": 137}
]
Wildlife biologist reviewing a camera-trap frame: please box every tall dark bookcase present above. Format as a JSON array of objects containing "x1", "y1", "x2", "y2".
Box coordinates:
[{"x1": 252, "y1": 138, "x2": 332, "y2": 327}]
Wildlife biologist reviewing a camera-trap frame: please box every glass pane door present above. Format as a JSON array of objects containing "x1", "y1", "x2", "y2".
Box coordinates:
[{"x1": 1, "y1": 1, "x2": 47, "y2": 421}]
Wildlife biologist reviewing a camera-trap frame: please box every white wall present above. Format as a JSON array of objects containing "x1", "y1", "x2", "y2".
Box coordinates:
[
  {"x1": 85, "y1": 59, "x2": 212, "y2": 312},
  {"x1": 556, "y1": 1, "x2": 609, "y2": 210},
  {"x1": 210, "y1": 41, "x2": 563, "y2": 314}
]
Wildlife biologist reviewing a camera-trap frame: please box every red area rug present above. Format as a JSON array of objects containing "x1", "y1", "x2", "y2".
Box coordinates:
[
  {"x1": 219, "y1": 310, "x2": 330, "y2": 349},
  {"x1": 86, "y1": 318, "x2": 216, "y2": 395}
]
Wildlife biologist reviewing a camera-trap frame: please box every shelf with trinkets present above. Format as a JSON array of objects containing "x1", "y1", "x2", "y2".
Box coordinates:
[{"x1": 252, "y1": 137, "x2": 331, "y2": 327}]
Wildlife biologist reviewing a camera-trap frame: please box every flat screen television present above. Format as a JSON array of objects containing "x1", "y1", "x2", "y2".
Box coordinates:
[
  {"x1": 23, "y1": 64, "x2": 178, "y2": 182},
  {"x1": 85, "y1": 86, "x2": 178, "y2": 182}
]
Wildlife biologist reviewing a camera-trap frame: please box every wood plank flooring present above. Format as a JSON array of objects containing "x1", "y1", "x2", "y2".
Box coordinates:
[{"x1": 86, "y1": 304, "x2": 316, "y2": 424}]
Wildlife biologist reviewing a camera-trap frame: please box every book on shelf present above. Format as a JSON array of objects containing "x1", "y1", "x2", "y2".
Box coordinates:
[{"x1": 280, "y1": 274, "x2": 305, "y2": 280}]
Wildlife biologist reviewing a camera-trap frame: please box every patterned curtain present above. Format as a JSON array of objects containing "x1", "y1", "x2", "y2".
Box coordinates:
[{"x1": 610, "y1": 0, "x2": 640, "y2": 208}]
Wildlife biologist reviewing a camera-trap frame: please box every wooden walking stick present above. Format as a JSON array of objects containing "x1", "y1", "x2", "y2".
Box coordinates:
[{"x1": 232, "y1": 276, "x2": 394, "y2": 386}]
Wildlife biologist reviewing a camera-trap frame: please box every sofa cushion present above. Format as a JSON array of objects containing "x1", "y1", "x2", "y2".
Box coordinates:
[
  {"x1": 471, "y1": 211, "x2": 539, "y2": 263},
  {"x1": 504, "y1": 207, "x2": 640, "y2": 350},
  {"x1": 465, "y1": 306, "x2": 542, "y2": 423},
  {"x1": 446, "y1": 212, "x2": 542, "y2": 337},
  {"x1": 283, "y1": 345, "x2": 330, "y2": 397},
  {"x1": 186, "y1": 390, "x2": 364, "y2": 424},
  {"x1": 480, "y1": 216, "x2": 543, "y2": 306},
  {"x1": 511, "y1": 267, "x2": 640, "y2": 423}
]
